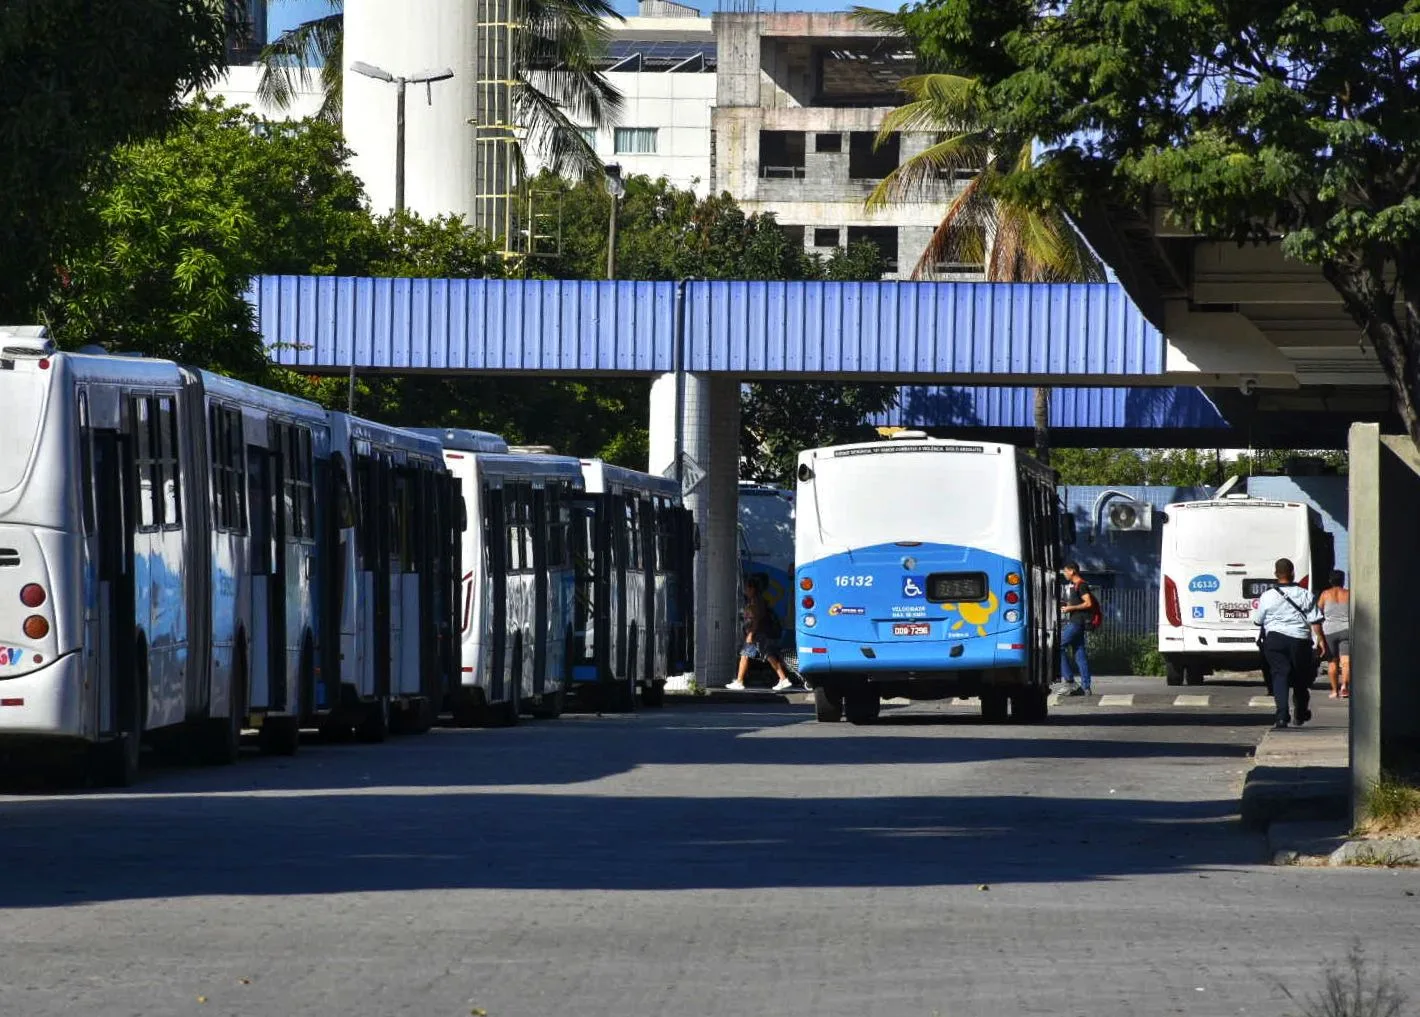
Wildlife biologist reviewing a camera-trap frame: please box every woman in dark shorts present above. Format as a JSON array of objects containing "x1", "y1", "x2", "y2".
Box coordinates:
[{"x1": 1317, "y1": 570, "x2": 1351, "y2": 699}]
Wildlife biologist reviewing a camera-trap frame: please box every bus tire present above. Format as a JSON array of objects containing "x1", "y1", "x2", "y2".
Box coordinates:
[
  {"x1": 356, "y1": 698, "x2": 390, "y2": 743},
  {"x1": 92, "y1": 655, "x2": 145, "y2": 788},
  {"x1": 844, "y1": 688, "x2": 880, "y2": 726},
  {"x1": 503, "y1": 639, "x2": 524, "y2": 725},
  {"x1": 1184, "y1": 662, "x2": 1207, "y2": 686},
  {"x1": 608, "y1": 631, "x2": 638, "y2": 713},
  {"x1": 1165, "y1": 658, "x2": 1185, "y2": 686},
  {"x1": 980, "y1": 689, "x2": 1009, "y2": 724},
  {"x1": 202, "y1": 643, "x2": 245, "y2": 766},
  {"x1": 1010, "y1": 687, "x2": 1049, "y2": 724},
  {"x1": 450, "y1": 689, "x2": 486, "y2": 728},
  {"x1": 258, "y1": 714, "x2": 300, "y2": 756},
  {"x1": 640, "y1": 681, "x2": 666, "y2": 708},
  {"x1": 531, "y1": 687, "x2": 565, "y2": 719},
  {"x1": 813, "y1": 685, "x2": 843, "y2": 723}
]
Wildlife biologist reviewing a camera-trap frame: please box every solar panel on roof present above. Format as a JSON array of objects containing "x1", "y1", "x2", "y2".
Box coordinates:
[{"x1": 602, "y1": 39, "x2": 717, "y2": 66}]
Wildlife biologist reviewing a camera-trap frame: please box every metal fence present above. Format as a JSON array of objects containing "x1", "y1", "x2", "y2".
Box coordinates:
[{"x1": 1088, "y1": 585, "x2": 1160, "y2": 673}]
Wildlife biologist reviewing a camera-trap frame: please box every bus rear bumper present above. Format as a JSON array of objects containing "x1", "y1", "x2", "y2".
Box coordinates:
[
  {"x1": 796, "y1": 634, "x2": 1029, "y2": 684},
  {"x1": 0, "y1": 652, "x2": 86, "y2": 740}
]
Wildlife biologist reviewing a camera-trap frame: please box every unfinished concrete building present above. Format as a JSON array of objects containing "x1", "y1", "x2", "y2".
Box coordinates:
[{"x1": 711, "y1": 12, "x2": 970, "y2": 279}]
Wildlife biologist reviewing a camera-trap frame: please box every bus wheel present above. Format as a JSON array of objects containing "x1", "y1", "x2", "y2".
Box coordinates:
[
  {"x1": 844, "y1": 688, "x2": 880, "y2": 726},
  {"x1": 450, "y1": 689, "x2": 485, "y2": 728},
  {"x1": 640, "y1": 681, "x2": 666, "y2": 708},
  {"x1": 980, "y1": 689, "x2": 1009, "y2": 724},
  {"x1": 1184, "y1": 663, "x2": 1207, "y2": 686},
  {"x1": 258, "y1": 715, "x2": 300, "y2": 756},
  {"x1": 356, "y1": 698, "x2": 390, "y2": 743},
  {"x1": 1010, "y1": 687, "x2": 1049, "y2": 724},
  {"x1": 1165, "y1": 658, "x2": 1185, "y2": 687},
  {"x1": 813, "y1": 685, "x2": 843, "y2": 723},
  {"x1": 202, "y1": 645, "x2": 245, "y2": 765},
  {"x1": 91, "y1": 660, "x2": 144, "y2": 787},
  {"x1": 531, "y1": 686, "x2": 565, "y2": 720}
]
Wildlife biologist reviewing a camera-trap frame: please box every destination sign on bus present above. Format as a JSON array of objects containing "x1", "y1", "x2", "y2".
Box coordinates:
[{"x1": 832, "y1": 445, "x2": 985, "y2": 457}]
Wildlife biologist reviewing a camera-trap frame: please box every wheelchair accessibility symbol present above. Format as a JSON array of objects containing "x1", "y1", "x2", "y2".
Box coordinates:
[{"x1": 902, "y1": 575, "x2": 925, "y2": 598}]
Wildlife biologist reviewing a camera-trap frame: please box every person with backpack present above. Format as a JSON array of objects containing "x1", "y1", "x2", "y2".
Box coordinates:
[
  {"x1": 726, "y1": 576, "x2": 800, "y2": 692},
  {"x1": 1251, "y1": 557, "x2": 1328, "y2": 730},
  {"x1": 1056, "y1": 562, "x2": 1099, "y2": 696}
]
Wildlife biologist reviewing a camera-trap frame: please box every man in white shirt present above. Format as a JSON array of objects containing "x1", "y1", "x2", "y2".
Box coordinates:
[{"x1": 1250, "y1": 557, "x2": 1328, "y2": 730}]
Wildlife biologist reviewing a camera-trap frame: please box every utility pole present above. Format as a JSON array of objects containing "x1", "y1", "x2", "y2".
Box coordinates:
[{"x1": 604, "y1": 163, "x2": 624, "y2": 280}]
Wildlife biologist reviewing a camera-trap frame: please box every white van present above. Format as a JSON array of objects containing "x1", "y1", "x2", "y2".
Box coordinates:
[{"x1": 1157, "y1": 494, "x2": 1334, "y2": 685}]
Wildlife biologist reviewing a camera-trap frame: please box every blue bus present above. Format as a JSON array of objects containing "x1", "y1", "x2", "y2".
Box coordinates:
[{"x1": 793, "y1": 432, "x2": 1063, "y2": 725}]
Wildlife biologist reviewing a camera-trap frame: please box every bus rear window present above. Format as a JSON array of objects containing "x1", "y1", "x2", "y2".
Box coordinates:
[
  {"x1": 1170, "y1": 506, "x2": 1300, "y2": 563},
  {"x1": 0, "y1": 370, "x2": 48, "y2": 496}
]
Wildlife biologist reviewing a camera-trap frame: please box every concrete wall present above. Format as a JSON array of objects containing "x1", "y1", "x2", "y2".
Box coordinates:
[
  {"x1": 1348, "y1": 425, "x2": 1420, "y2": 822},
  {"x1": 203, "y1": 65, "x2": 325, "y2": 120},
  {"x1": 343, "y1": 0, "x2": 476, "y2": 219}
]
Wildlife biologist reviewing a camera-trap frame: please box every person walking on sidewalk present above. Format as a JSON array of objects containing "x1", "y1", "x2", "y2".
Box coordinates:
[
  {"x1": 1056, "y1": 562, "x2": 1096, "y2": 697},
  {"x1": 1317, "y1": 570, "x2": 1351, "y2": 699},
  {"x1": 726, "y1": 577, "x2": 799, "y2": 692},
  {"x1": 1250, "y1": 557, "x2": 1328, "y2": 730}
]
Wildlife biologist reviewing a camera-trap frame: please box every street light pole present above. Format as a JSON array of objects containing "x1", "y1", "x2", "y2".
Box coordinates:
[
  {"x1": 604, "y1": 163, "x2": 624, "y2": 281},
  {"x1": 394, "y1": 77, "x2": 406, "y2": 214},
  {"x1": 348, "y1": 59, "x2": 454, "y2": 412}
]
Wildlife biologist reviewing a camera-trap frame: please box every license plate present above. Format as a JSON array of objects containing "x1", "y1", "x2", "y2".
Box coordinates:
[{"x1": 892, "y1": 622, "x2": 930, "y2": 637}]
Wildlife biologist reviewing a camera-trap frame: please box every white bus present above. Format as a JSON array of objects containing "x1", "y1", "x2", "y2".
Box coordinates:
[
  {"x1": 414, "y1": 429, "x2": 584, "y2": 726},
  {"x1": 0, "y1": 334, "x2": 330, "y2": 784},
  {"x1": 794, "y1": 433, "x2": 1064, "y2": 724},
  {"x1": 324, "y1": 416, "x2": 459, "y2": 741},
  {"x1": 571, "y1": 462, "x2": 694, "y2": 710},
  {"x1": 1158, "y1": 494, "x2": 1334, "y2": 685},
  {"x1": 182, "y1": 367, "x2": 334, "y2": 761}
]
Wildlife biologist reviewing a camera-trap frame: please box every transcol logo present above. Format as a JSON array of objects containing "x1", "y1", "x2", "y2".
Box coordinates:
[{"x1": 1188, "y1": 574, "x2": 1221, "y2": 593}]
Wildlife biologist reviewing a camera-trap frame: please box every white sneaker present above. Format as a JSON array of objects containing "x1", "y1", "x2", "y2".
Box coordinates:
[
  {"x1": 725, "y1": 680, "x2": 747, "y2": 691},
  {"x1": 772, "y1": 678, "x2": 796, "y2": 692}
]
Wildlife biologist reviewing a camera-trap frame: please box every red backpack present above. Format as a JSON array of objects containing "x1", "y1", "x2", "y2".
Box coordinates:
[{"x1": 1074, "y1": 577, "x2": 1104, "y2": 631}]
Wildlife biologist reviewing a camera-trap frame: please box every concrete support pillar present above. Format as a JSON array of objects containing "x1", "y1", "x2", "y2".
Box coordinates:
[
  {"x1": 1348, "y1": 423, "x2": 1420, "y2": 826},
  {"x1": 650, "y1": 372, "x2": 741, "y2": 688}
]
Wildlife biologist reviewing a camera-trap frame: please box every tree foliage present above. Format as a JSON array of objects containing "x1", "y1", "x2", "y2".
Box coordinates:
[
  {"x1": 889, "y1": 0, "x2": 1420, "y2": 444},
  {"x1": 1052, "y1": 447, "x2": 1347, "y2": 486},
  {"x1": 0, "y1": 0, "x2": 230, "y2": 319}
]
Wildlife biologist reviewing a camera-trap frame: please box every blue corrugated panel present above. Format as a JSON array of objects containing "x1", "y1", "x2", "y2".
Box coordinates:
[
  {"x1": 249, "y1": 276, "x2": 1165, "y2": 378},
  {"x1": 874, "y1": 385, "x2": 1228, "y2": 430}
]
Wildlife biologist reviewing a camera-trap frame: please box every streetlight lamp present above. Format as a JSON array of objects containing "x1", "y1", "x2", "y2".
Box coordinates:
[
  {"x1": 604, "y1": 163, "x2": 625, "y2": 281},
  {"x1": 350, "y1": 60, "x2": 455, "y2": 215}
]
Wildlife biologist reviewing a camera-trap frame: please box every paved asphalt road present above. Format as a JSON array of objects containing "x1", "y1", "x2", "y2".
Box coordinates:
[{"x1": 1, "y1": 675, "x2": 1415, "y2": 1017}]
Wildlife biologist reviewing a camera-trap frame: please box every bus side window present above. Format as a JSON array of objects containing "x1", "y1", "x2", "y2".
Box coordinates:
[
  {"x1": 78, "y1": 391, "x2": 95, "y2": 535},
  {"x1": 156, "y1": 396, "x2": 181, "y2": 527},
  {"x1": 131, "y1": 395, "x2": 157, "y2": 530}
]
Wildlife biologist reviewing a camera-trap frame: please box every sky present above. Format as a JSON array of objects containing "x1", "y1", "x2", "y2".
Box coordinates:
[{"x1": 265, "y1": 0, "x2": 855, "y2": 39}]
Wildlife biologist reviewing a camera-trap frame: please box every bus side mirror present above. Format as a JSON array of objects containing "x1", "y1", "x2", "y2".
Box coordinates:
[
  {"x1": 1060, "y1": 514, "x2": 1077, "y2": 546},
  {"x1": 797, "y1": 463, "x2": 814, "y2": 483}
]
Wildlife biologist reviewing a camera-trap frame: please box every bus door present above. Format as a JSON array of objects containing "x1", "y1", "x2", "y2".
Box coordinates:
[
  {"x1": 641, "y1": 495, "x2": 658, "y2": 681},
  {"x1": 246, "y1": 441, "x2": 278, "y2": 711},
  {"x1": 674, "y1": 505, "x2": 696, "y2": 674},
  {"x1": 388, "y1": 466, "x2": 414, "y2": 697},
  {"x1": 355, "y1": 454, "x2": 392, "y2": 700},
  {"x1": 318, "y1": 453, "x2": 350, "y2": 713},
  {"x1": 531, "y1": 485, "x2": 549, "y2": 697},
  {"x1": 88, "y1": 423, "x2": 136, "y2": 738},
  {"x1": 613, "y1": 493, "x2": 631, "y2": 679},
  {"x1": 483, "y1": 480, "x2": 508, "y2": 700}
]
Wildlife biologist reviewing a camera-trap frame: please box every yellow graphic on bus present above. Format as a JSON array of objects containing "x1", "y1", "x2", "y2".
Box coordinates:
[{"x1": 939, "y1": 591, "x2": 1000, "y2": 636}]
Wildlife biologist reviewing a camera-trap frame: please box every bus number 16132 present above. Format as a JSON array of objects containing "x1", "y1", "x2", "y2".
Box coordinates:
[{"x1": 834, "y1": 575, "x2": 874, "y2": 588}]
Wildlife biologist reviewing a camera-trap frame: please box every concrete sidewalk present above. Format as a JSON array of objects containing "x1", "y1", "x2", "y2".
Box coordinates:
[{"x1": 1239, "y1": 697, "x2": 1353, "y2": 860}]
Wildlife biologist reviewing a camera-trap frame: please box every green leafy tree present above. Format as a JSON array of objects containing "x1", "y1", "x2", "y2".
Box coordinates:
[
  {"x1": 258, "y1": 0, "x2": 622, "y2": 178},
  {"x1": 888, "y1": 0, "x2": 1420, "y2": 445},
  {"x1": 48, "y1": 99, "x2": 377, "y2": 378},
  {"x1": 0, "y1": 0, "x2": 230, "y2": 319}
]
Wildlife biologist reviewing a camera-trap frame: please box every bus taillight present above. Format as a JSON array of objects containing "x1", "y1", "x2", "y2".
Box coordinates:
[
  {"x1": 1164, "y1": 576, "x2": 1182, "y2": 628},
  {"x1": 1004, "y1": 591, "x2": 1019, "y2": 604},
  {"x1": 801, "y1": 596, "x2": 814, "y2": 610},
  {"x1": 799, "y1": 577, "x2": 813, "y2": 591},
  {"x1": 19, "y1": 584, "x2": 45, "y2": 608},
  {"x1": 1005, "y1": 572, "x2": 1021, "y2": 586},
  {"x1": 22, "y1": 615, "x2": 49, "y2": 639}
]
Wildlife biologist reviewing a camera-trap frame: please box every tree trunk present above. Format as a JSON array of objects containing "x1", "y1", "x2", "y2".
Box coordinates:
[{"x1": 1033, "y1": 386, "x2": 1051, "y2": 466}]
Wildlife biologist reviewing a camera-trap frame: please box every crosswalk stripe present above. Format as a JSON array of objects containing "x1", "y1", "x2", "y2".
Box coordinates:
[
  {"x1": 1249, "y1": 695, "x2": 1276, "y2": 708},
  {"x1": 1096, "y1": 694, "x2": 1135, "y2": 707},
  {"x1": 1173, "y1": 694, "x2": 1211, "y2": 707}
]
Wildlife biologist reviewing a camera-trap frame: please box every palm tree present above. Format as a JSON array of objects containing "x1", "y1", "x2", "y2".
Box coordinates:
[
  {"x1": 256, "y1": 0, "x2": 622, "y2": 179},
  {"x1": 856, "y1": 34, "x2": 1105, "y2": 466}
]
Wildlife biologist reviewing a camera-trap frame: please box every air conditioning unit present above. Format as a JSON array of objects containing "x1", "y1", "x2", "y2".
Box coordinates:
[{"x1": 1105, "y1": 501, "x2": 1154, "y2": 532}]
